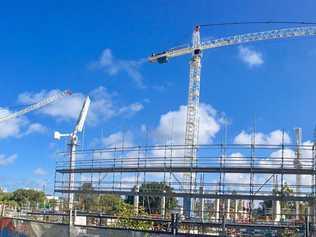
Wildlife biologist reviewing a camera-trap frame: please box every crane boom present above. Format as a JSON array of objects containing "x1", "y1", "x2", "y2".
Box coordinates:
[
  {"x1": 149, "y1": 26, "x2": 316, "y2": 63},
  {"x1": 0, "y1": 90, "x2": 71, "y2": 123}
]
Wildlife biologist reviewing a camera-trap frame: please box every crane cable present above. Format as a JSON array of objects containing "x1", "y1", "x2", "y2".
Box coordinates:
[{"x1": 199, "y1": 21, "x2": 316, "y2": 28}]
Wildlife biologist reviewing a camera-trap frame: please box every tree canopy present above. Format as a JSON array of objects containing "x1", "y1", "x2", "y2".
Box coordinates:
[
  {"x1": 126, "y1": 182, "x2": 177, "y2": 215},
  {"x1": 0, "y1": 189, "x2": 46, "y2": 208}
]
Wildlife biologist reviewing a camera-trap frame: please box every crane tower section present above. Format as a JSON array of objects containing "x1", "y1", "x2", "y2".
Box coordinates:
[{"x1": 184, "y1": 26, "x2": 202, "y2": 162}]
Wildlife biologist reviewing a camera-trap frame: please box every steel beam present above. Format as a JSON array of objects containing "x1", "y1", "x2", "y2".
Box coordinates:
[{"x1": 55, "y1": 166, "x2": 315, "y2": 175}]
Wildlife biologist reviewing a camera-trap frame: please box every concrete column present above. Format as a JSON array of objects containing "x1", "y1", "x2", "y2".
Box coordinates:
[
  {"x1": 215, "y1": 199, "x2": 220, "y2": 221},
  {"x1": 199, "y1": 186, "x2": 204, "y2": 221},
  {"x1": 272, "y1": 175, "x2": 281, "y2": 223},
  {"x1": 296, "y1": 201, "x2": 300, "y2": 220},
  {"x1": 239, "y1": 200, "x2": 244, "y2": 219},
  {"x1": 134, "y1": 185, "x2": 139, "y2": 214},
  {"x1": 0, "y1": 204, "x2": 4, "y2": 216},
  {"x1": 274, "y1": 200, "x2": 281, "y2": 222},
  {"x1": 241, "y1": 200, "x2": 249, "y2": 220},
  {"x1": 161, "y1": 190, "x2": 166, "y2": 218},
  {"x1": 234, "y1": 200, "x2": 239, "y2": 221},
  {"x1": 226, "y1": 199, "x2": 231, "y2": 220}
]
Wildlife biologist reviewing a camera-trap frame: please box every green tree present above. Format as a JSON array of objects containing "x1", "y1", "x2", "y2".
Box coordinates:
[
  {"x1": 260, "y1": 183, "x2": 296, "y2": 218},
  {"x1": 11, "y1": 189, "x2": 45, "y2": 208},
  {"x1": 47, "y1": 198, "x2": 57, "y2": 209},
  {"x1": 99, "y1": 194, "x2": 123, "y2": 214},
  {"x1": 126, "y1": 182, "x2": 177, "y2": 215},
  {"x1": 114, "y1": 202, "x2": 153, "y2": 230},
  {"x1": 76, "y1": 182, "x2": 98, "y2": 211}
]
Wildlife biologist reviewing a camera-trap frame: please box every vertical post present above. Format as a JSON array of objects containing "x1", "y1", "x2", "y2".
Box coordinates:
[
  {"x1": 161, "y1": 190, "x2": 166, "y2": 218},
  {"x1": 295, "y1": 128, "x2": 302, "y2": 220},
  {"x1": 68, "y1": 135, "x2": 77, "y2": 237},
  {"x1": 171, "y1": 213, "x2": 176, "y2": 235},
  {"x1": 221, "y1": 213, "x2": 226, "y2": 236},
  {"x1": 280, "y1": 130, "x2": 285, "y2": 221},
  {"x1": 305, "y1": 208, "x2": 310, "y2": 237},
  {"x1": 171, "y1": 213, "x2": 179, "y2": 235},
  {"x1": 234, "y1": 199, "x2": 239, "y2": 221},
  {"x1": 1, "y1": 205, "x2": 5, "y2": 217},
  {"x1": 242, "y1": 200, "x2": 247, "y2": 220},
  {"x1": 215, "y1": 198, "x2": 220, "y2": 221},
  {"x1": 226, "y1": 199, "x2": 231, "y2": 220},
  {"x1": 250, "y1": 129, "x2": 255, "y2": 222},
  {"x1": 134, "y1": 185, "x2": 139, "y2": 215},
  {"x1": 199, "y1": 186, "x2": 204, "y2": 221},
  {"x1": 312, "y1": 134, "x2": 316, "y2": 236}
]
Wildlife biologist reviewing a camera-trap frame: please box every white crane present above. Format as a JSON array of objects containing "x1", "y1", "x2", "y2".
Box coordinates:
[
  {"x1": 0, "y1": 90, "x2": 71, "y2": 123},
  {"x1": 54, "y1": 96, "x2": 90, "y2": 233},
  {"x1": 149, "y1": 25, "x2": 316, "y2": 217}
]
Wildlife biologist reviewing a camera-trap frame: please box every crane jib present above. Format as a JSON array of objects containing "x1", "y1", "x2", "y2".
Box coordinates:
[{"x1": 149, "y1": 26, "x2": 316, "y2": 63}]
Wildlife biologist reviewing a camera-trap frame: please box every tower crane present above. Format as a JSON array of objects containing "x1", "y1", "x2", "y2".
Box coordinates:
[
  {"x1": 0, "y1": 90, "x2": 72, "y2": 123},
  {"x1": 53, "y1": 96, "x2": 91, "y2": 236},
  {"x1": 149, "y1": 25, "x2": 316, "y2": 217}
]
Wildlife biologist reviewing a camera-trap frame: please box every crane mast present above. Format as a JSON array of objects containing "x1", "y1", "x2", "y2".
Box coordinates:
[
  {"x1": 185, "y1": 26, "x2": 202, "y2": 158},
  {"x1": 54, "y1": 96, "x2": 91, "y2": 236},
  {"x1": 183, "y1": 26, "x2": 202, "y2": 217}
]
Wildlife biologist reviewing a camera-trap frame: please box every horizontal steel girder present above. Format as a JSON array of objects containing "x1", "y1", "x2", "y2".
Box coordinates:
[{"x1": 56, "y1": 166, "x2": 316, "y2": 175}]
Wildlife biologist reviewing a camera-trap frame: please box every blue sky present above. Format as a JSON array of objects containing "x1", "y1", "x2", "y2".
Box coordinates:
[{"x1": 1, "y1": 0, "x2": 316, "y2": 193}]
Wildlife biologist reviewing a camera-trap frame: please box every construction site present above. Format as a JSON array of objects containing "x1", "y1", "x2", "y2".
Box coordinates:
[{"x1": 1, "y1": 19, "x2": 316, "y2": 236}]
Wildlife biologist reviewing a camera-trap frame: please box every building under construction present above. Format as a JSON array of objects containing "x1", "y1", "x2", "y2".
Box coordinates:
[
  {"x1": 53, "y1": 24, "x2": 316, "y2": 236},
  {"x1": 53, "y1": 137, "x2": 316, "y2": 235}
]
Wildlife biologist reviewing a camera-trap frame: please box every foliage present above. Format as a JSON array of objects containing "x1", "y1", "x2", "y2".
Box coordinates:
[
  {"x1": 260, "y1": 183, "x2": 296, "y2": 217},
  {"x1": 0, "y1": 189, "x2": 46, "y2": 209},
  {"x1": 278, "y1": 228, "x2": 299, "y2": 237},
  {"x1": 99, "y1": 194, "x2": 123, "y2": 214},
  {"x1": 126, "y1": 182, "x2": 177, "y2": 215},
  {"x1": 74, "y1": 183, "x2": 127, "y2": 215},
  {"x1": 76, "y1": 182, "x2": 98, "y2": 211},
  {"x1": 113, "y1": 202, "x2": 153, "y2": 230},
  {"x1": 46, "y1": 198, "x2": 57, "y2": 209},
  {"x1": 11, "y1": 189, "x2": 45, "y2": 208}
]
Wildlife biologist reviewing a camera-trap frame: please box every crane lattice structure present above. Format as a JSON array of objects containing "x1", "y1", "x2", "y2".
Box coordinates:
[
  {"x1": 0, "y1": 90, "x2": 71, "y2": 123},
  {"x1": 149, "y1": 25, "x2": 316, "y2": 217}
]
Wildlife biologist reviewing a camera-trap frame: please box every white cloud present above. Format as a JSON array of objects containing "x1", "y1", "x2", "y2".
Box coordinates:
[
  {"x1": 238, "y1": 46, "x2": 264, "y2": 67},
  {"x1": 34, "y1": 168, "x2": 47, "y2": 176},
  {"x1": 259, "y1": 148, "x2": 295, "y2": 168},
  {"x1": 0, "y1": 108, "x2": 46, "y2": 139},
  {"x1": 91, "y1": 48, "x2": 145, "y2": 88},
  {"x1": 18, "y1": 87, "x2": 143, "y2": 125},
  {"x1": 117, "y1": 102, "x2": 144, "y2": 118},
  {"x1": 0, "y1": 154, "x2": 17, "y2": 166},
  {"x1": 92, "y1": 131, "x2": 144, "y2": 166},
  {"x1": 229, "y1": 152, "x2": 249, "y2": 166},
  {"x1": 234, "y1": 130, "x2": 291, "y2": 145},
  {"x1": 154, "y1": 103, "x2": 221, "y2": 145},
  {"x1": 0, "y1": 109, "x2": 26, "y2": 139},
  {"x1": 101, "y1": 131, "x2": 134, "y2": 148},
  {"x1": 24, "y1": 123, "x2": 47, "y2": 135}
]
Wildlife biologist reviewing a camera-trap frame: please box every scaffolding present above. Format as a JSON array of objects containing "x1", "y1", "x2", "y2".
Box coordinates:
[{"x1": 54, "y1": 142, "x2": 316, "y2": 235}]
